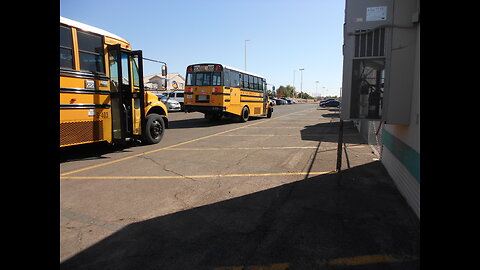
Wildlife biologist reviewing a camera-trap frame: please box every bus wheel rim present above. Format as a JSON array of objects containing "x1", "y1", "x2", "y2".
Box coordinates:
[{"x1": 151, "y1": 120, "x2": 162, "y2": 139}]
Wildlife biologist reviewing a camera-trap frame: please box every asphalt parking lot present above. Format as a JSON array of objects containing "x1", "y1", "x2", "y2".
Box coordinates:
[{"x1": 60, "y1": 103, "x2": 419, "y2": 269}]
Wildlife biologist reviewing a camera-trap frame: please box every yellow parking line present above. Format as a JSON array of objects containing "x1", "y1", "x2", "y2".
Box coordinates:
[
  {"x1": 328, "y1": 254, "x2": 400, "y2": 265},
  {"x1": 165, "y1": 146, "x2": 318, "y2": 151},
  {"x1": 60, "y1": 109, "x2": 313, "y2": 176},
  {"x1": 246, "y1": 126, "x2": 309, "y2": 128},
  {"x1": 165, "y1": 145, "x2": 366, "y2": 151},
  {"x1": 318, "y1": 254, "x2": 419, "y2": 266},
  {"x1": 60, "y1": 171, "x2": 334, "y2": 180},
  {"x1": 214, "y1": 254, "x2": 418, "y2": 270},
  {"x1": 214, "y1": 263, "x2": 289, "y2": 270},
  {"x1": 218, "y1": 134, "x2": 297, "y2": 136}
]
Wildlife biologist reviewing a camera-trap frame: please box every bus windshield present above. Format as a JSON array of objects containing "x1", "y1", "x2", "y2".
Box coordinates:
[{"x1": 187, "y1": 72, "x2": 222, "y2": 86}]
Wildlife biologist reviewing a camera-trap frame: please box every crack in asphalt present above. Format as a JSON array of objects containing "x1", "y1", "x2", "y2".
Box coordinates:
[{"x1": 60, "y1": 208, "x2": 123, "y2": 231}]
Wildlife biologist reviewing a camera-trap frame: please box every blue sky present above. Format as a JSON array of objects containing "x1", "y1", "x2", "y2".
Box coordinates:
[{"x1": 60, "y1": 0, "x2": 345, "y2": 97}]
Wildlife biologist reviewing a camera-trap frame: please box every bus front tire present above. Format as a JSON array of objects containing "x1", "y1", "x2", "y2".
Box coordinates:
[{"x1": 143, "y1": 113, "x2": 165, "y2": 144}]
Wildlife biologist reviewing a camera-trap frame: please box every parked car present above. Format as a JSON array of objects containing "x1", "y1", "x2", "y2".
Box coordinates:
[
  {"x1": 281, "y1": 97, "x2": 293, "y2": 104},
  {"x1": 167, "y1": 90, "x2": 185, "y2": 110},
  {"x1": 319, "y1": 99, "x2": 340, "y2": 108},
  {"x1": 156, "y1": 94, "x2": 181, "y2": 112},
  {"x1": 273, "y1": 98, "x2": 286, "y2": 105}
]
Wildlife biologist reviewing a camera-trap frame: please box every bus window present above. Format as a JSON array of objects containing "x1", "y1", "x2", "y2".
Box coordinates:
[
  {"x1": 223, "y1": 69, "x2": 230, "y2": 87},
  {"x1": 213, "y1": 72, "x2": 221, "y2": 86},
  {"x1": 231, "y1": 70, "x2": 239, "y2": 87},
  {"x1": 132, "y1": 56, "x2": 140, "y2": 87},
  {"x1": 108, "y1": 52, "x2": 120, "y2": 91},
  {"x1": 196, "y1": 72, "x2": 211, "y2": 86},
  {"x1": 60, "y1": 25, "x2": 74, "y2": 69},
  {"x1": 186, "y1": 72, "x2": 194, "y2": 86},
  {"x1": 121, "y1": 53, "x2": 129, "y2": 85},
  {"x1": 243, "y1": 74, "x2": 249, "y2": 88},
  {"x1": 77, "y1": 30, "x2": 105, "y2": 74}
]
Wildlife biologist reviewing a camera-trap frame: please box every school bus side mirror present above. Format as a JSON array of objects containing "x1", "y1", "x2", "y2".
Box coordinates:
[{"x1": 162, "y1": 65, "x2": 167, "y2": 76}]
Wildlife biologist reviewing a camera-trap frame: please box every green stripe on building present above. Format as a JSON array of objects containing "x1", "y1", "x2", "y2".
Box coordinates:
[{"x1": 382, "y1": 130, "x2": 420, "y2": 183}]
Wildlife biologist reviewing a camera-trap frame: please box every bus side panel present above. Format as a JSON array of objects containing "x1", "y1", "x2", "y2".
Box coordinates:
[
  {"x1": 238, "y1": 89, "x2": 264, "y2": 116},
  {"x1": 60, "y1": 76, "x2": 112, "y2": 147},
  {"x1": 60, "y1": 108, "x2": 112, "y2": 147}
]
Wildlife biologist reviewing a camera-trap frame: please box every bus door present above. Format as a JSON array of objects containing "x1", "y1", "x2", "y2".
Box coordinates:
[
  {"x1": 262, "y1": 79, "x2": 267, "y2": 115},
  {"x1": 107, "y1": 45, "x2": 145, "y2": 142},
  {"x1": 230, "y1": 73, "x2": 241, "y2": 106},
  {"x1": 130, "y1": 51, "x2": 145, "y2": 136}
]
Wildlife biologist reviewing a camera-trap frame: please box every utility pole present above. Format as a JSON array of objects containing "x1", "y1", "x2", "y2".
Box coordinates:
[
  {"x1": 293, "y1": 70, "x2": 296, "y2": 90},
  {"x1": 299, "y1": 68, "x2": 304, "y2": 99},
  {"x1": 244, "y1": 40, "x2": 250, "y2": 71}
]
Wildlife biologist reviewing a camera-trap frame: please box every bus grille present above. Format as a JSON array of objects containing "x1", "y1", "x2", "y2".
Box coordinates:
[{"x1": 60, "y1": 120, "x2": 104, "y2": 146}]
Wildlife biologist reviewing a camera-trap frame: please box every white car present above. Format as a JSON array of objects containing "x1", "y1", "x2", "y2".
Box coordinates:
[
  {"x1": 167, "y1": 91, "x2": 185, "y2": 110},
  {"x1": 156, "y1": 94, "x2": 181, "y2": 112}
]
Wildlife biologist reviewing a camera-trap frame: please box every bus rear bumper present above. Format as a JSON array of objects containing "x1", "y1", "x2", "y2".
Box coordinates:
[{"x1": 185, "y1": 105, "x2": 226, "y2": 113}]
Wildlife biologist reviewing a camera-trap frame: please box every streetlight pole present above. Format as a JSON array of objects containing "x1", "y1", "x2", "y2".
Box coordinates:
[
  {"x1": 315, "y1": 81, "x2": 319, "y2": 99},
  {"x1": 299, "y1": 68, "x2": 304, "y2": 99},
  {"x1": 244, "y1": 40, "x2": 250, "y2": 71},
  {"x1": 293, "y1": 70, "x2": 296, "y2": 90}
]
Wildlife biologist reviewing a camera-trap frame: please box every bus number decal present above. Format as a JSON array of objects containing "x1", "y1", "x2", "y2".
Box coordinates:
[{"x1": 96, "y1": 111, "x2": 109, "y2": 118}]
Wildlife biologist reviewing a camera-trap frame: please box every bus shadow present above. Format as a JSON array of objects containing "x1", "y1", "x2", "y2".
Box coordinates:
[
  {"x1": 60, "y1": 116, "x2": 264, "y2": 162},
  {"x1": 168, "y1": 116, "x2": 262, "y2": 130},
  {"x1": 60, "y1": 161, "x2": 420, "y2": 269},
  {"x1": 59, "y1": 142, "x2": 134, "y2": 163}
]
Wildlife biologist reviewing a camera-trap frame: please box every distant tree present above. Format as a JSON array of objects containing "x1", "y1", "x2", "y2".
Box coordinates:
[
  {"x1": 298, "y1": 92, "x2": 313, "y2": 99},
  {"x1": 276, "y1": 85, "x2": 296, "y2": 98}
]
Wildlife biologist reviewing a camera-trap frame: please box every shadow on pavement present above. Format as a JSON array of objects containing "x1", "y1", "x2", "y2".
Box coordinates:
[
  {"x1": 59, "y1": 141, "x2": 135, "y2": 163},
  {"x1": 168, "y1": 116, "x2": 262, "y2": 130},
  {"x1": 300, "y1": 120, "x2": 367, "y2": 145},
  {"x1": 60, "y1": 161, "x2": 419, "y2": 270}
]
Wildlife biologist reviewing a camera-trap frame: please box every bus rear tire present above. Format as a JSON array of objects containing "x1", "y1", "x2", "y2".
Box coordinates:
[
  {"x1": 267, "y1": 107, "x2": 273, "y2": 118},
  {"x1": 143, "y1": 113, "x2": 165, "y2": 144},
  {"x1": 239, "y1": 106, "x2": 249, "y2": 122}
]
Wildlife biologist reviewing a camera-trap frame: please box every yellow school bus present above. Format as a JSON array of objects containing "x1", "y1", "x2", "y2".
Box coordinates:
[
  {"x1": 60, "y1": 16, "x2": 168, "y2": 147},
  {"x1": 184, "y1": 63, "x2": 273, "y2": 121}
]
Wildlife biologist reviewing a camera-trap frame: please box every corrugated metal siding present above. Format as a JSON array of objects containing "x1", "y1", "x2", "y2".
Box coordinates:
[{"x1": 381, "y1": 147, "x2": 420, "y2": 218}]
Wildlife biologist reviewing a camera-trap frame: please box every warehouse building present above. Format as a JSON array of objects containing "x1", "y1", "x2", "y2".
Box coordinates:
[{"x1": 341, "y1": 0, "x2": 420, "y2": 218}]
